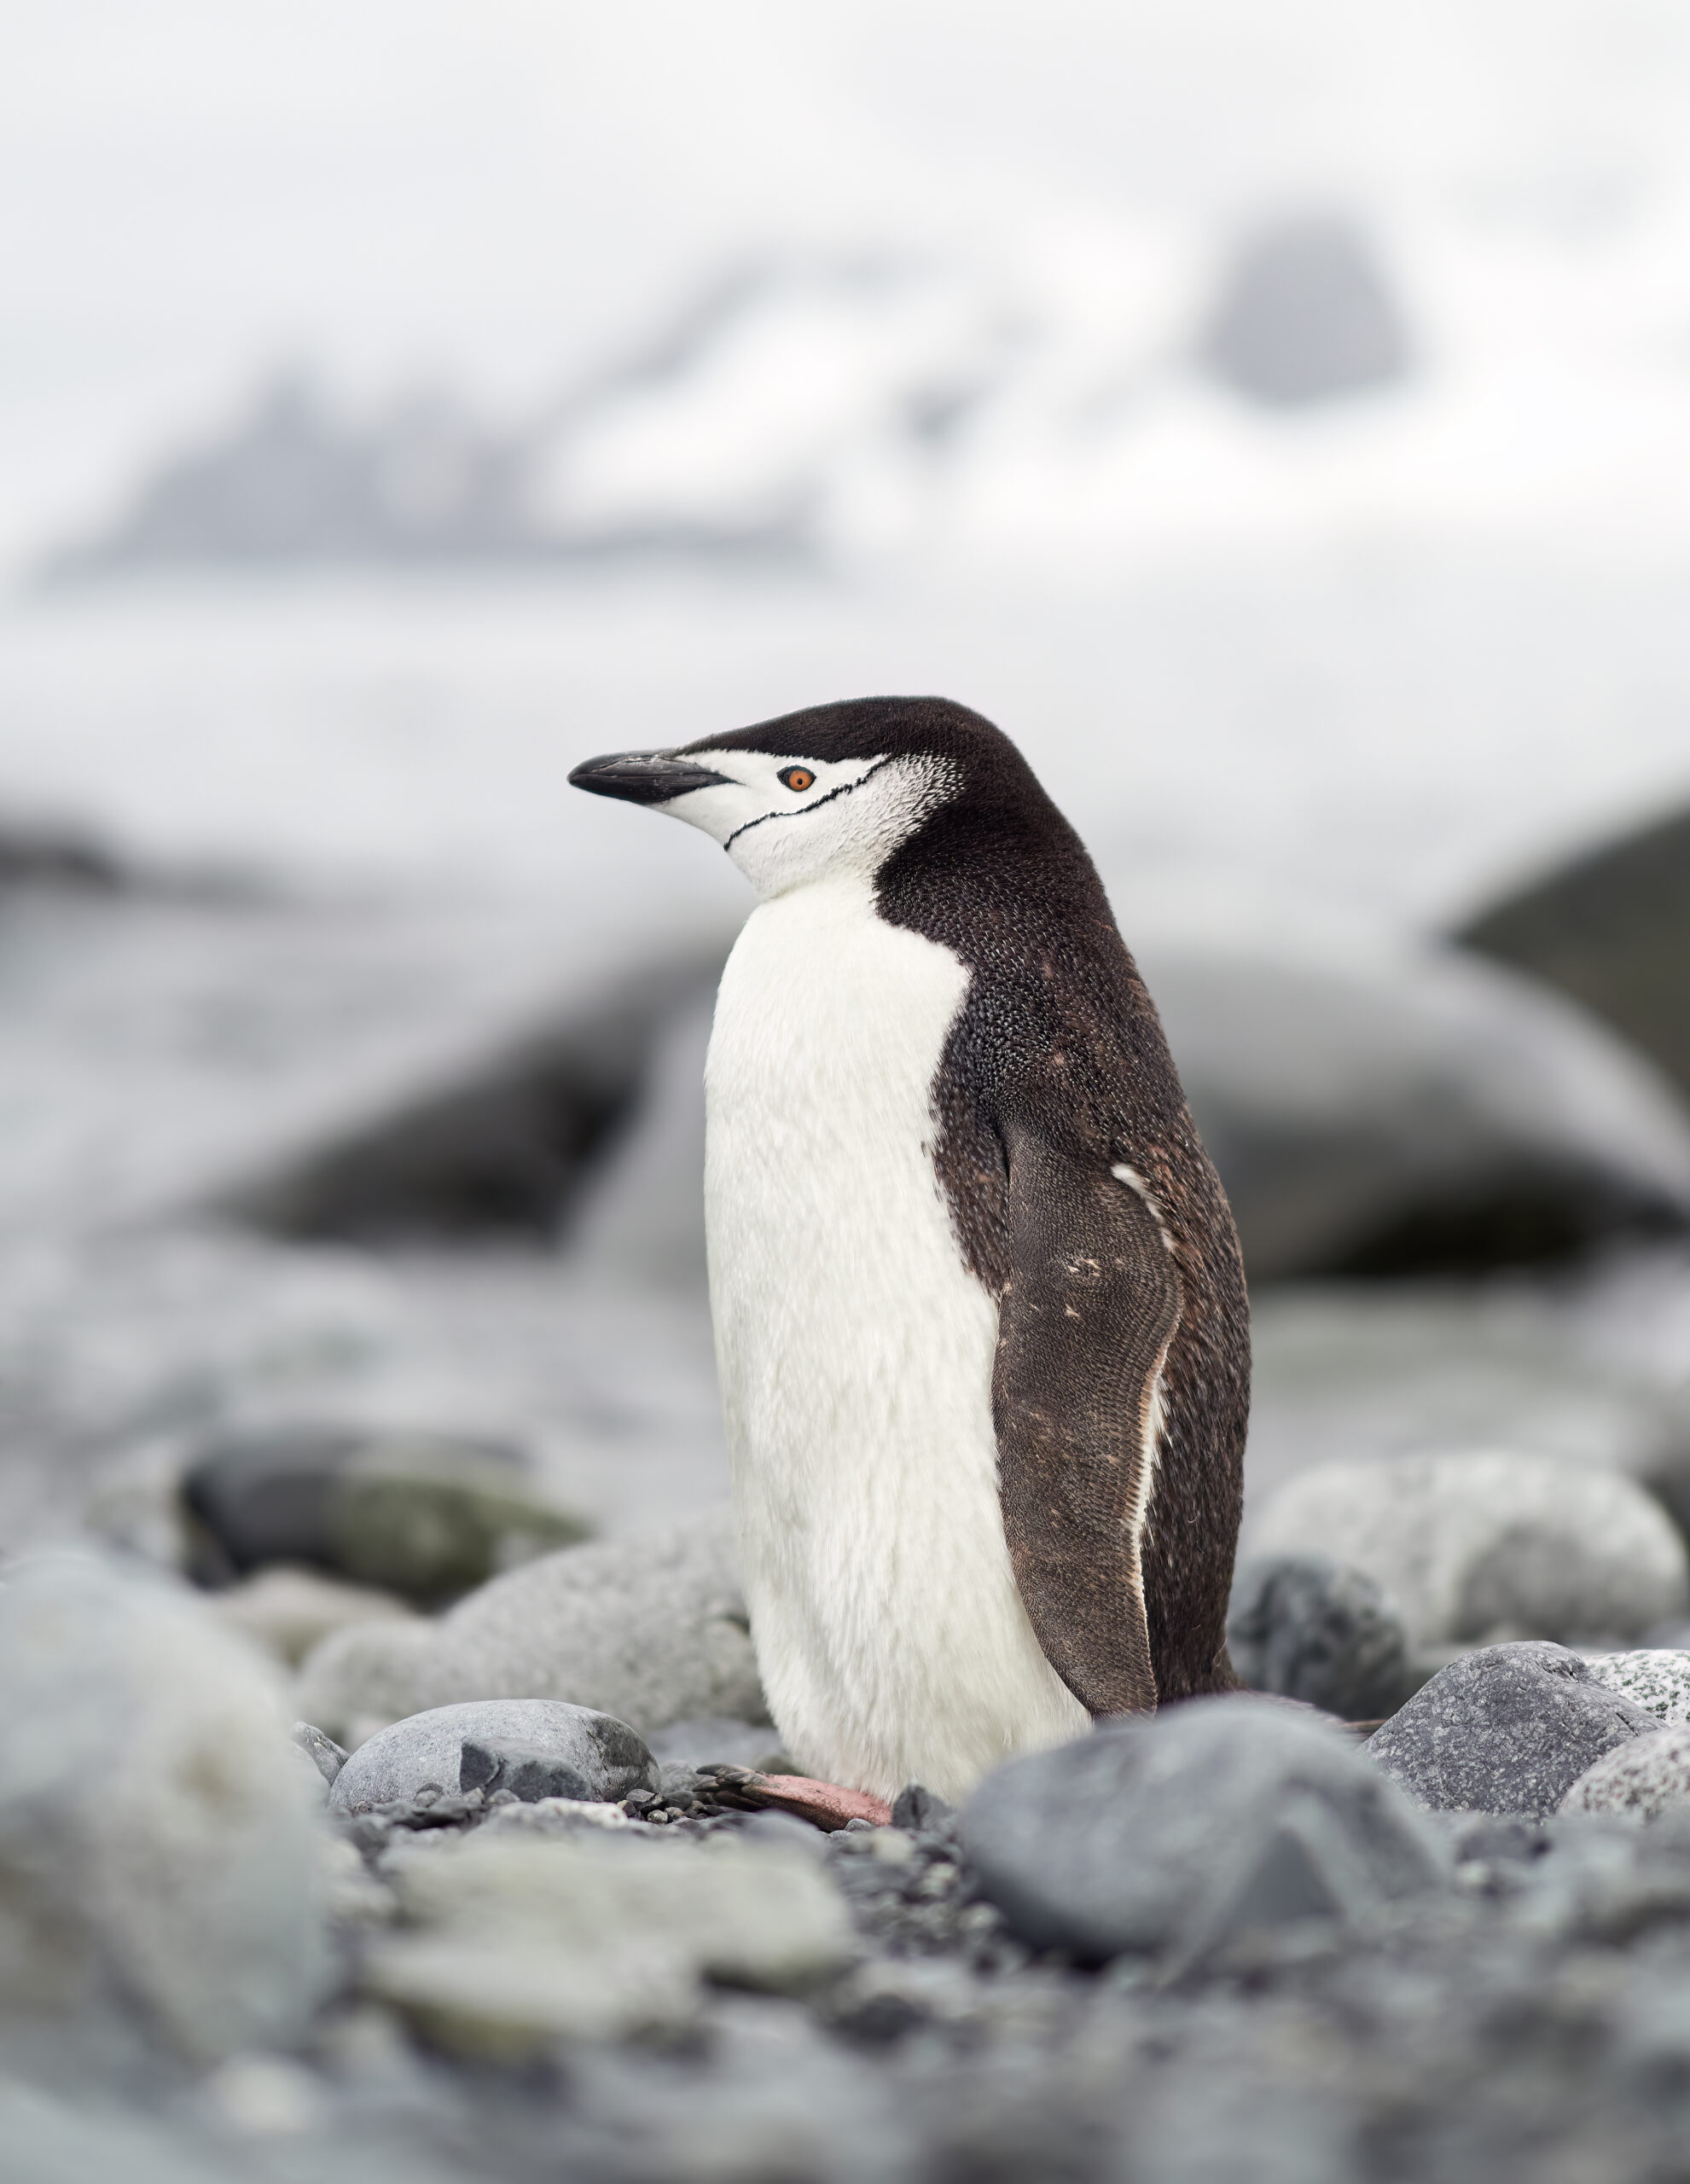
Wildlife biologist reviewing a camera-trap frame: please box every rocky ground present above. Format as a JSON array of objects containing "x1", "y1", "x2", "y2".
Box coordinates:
[{"x1": 16, "y1": 1530, "x2": 1690, "y2": 2184}]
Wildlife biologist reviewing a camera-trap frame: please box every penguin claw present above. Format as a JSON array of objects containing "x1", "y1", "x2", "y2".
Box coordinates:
[{"x1": 712, "y1": 1769, "x2": 891, "y2": 1831}]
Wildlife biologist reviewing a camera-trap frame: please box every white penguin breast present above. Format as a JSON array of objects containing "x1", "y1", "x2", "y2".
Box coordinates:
[{"x1": 703, "y1": 874, "x2": 1088, "y2": 1802}]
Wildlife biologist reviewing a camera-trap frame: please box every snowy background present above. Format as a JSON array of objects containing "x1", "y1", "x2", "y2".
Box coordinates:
[{"x1": 5, "y1": 0, "x2": 1690, "y2": 1559}]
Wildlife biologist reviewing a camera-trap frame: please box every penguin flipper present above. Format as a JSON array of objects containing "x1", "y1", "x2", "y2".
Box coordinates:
[{"x1": 992, "y1": 1121, "x2": 1182, "y2": 1718}]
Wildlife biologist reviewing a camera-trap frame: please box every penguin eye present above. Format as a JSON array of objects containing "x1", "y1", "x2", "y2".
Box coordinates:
[{"x1": 778, "y1": 767, "x2": 816, "y2": 793}]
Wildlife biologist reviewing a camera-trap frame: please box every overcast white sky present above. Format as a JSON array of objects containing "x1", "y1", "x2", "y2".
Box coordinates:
[{"x1": 5, "y1": 1, "x2": 1690, "y2": 545}]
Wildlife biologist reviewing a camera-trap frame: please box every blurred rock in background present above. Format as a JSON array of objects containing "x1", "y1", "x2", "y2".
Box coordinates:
[
  {"x1": 1460, "y1": 800, "x2": 1690, "y2": 1105},
  {"x1": 1199, "y1": 213, "x2": 1413, "y2": 408}
]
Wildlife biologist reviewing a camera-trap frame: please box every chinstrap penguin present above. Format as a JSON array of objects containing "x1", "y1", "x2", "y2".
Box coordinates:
[{"x1": 572, "y1": 698, "x2": 1249, "y2": 1804}]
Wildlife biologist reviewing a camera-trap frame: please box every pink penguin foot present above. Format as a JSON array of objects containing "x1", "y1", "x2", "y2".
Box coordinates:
[{"x1": 713, "y1": 1769, "x2": 891, "y2": 1831}]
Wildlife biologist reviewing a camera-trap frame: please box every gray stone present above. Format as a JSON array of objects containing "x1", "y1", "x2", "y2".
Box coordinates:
[
  {"x1": 1458, "y1": 800, "x2": 1690, "y2": 1106},
  {"x1": 960, "y1": 1694, "x2": 1447, "y2": 1966},
  {"x1": 1583, "y1": 1648, "x2": 1690, "y2": 1726},
  {"x1": 459, "y1": 1735, "x2": 596, "y2": 1803},
  {"x1": 0, "y1": 1552, "x2": 330, "y2": 2062},
  {"x1": 293, "y1": 1617, "x2": 438, "y2": 1750},
  {"x1": 1368, "y1": 1641, "x2": 1663, "y2": 1817},
  {"x1": 328, "y1": 1699, "x2": 657, "y2": 1814},
  {"x1": 291, "y1": 1719, "x2": 348, "y2": 1784},
  {"x1": 182, "y1": 1423, "x2": 589, "y2": 1601},
  {"x1": 363, "y1": 1828, "x2": 852, "y2": 2056},
  {"x1": 1560, "y1": 1727, "x2": 1690, "y2": 1824},
  {"x1": 1228, "y1": 1554, "x2": 1411, "y2": 1720},
  {"x1": 423, "y1": 1510, "x2": 769, "y2": 1731},
  {"x1": 1251, "y1": 1450, "x2": 1687, "y2": 1653},
  {"x1": 1200, "y1": 213, "x2": 1413, "y2": 408}
]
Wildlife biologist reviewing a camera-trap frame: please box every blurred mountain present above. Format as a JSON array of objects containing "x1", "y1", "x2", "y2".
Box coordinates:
[
  {"x1": 50, "y1": 375, "x2": 541, "y2": 573},
  {"x1": 1199, "y1": 216, "x2": 1412, "y2": 407},
  {"x1": 47, "y1": 221, "x2": 1428, "y2": 577}
]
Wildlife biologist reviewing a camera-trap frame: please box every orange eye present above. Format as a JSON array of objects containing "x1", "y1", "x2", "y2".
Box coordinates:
[{"x1": 779, "y1": 766, "x2": 816, "y2": 793}]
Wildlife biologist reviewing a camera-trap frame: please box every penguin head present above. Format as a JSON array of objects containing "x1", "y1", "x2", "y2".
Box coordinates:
[{"x1": 571, "y1": 695, "x2": 1050, "y2": 899}]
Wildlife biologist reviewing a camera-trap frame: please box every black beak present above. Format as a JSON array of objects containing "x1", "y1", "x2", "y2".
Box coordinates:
[{"x1": 568, "y1": 749, "x2": 733, "y2": 805}]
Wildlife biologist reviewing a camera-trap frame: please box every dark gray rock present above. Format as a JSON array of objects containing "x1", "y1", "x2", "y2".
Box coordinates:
[
  {"x1": 1459, "y1": 800, "x2": 1690, "y2": 1105},
  {"x1": 458, "y1": 1736, "x2": 595, "y2": 1803},
  {"x1": 1228, "y1": 1554, "x2": 1412, "y2": 1720},
  {"x1": 1368, "y1": 1641, "x2": 1663, "y2": 1817},
  {"x1": 1200, "y1": 213, "x2": 1412, "y2": 407},
  {"x1": 329, "y1": 1699, "x2": 658, "y2": 1815},
  {"x1": 182, "y1": 1424, "x2": 589, "y2": 1602},
  {"x1": 960, "y1": 1694, "x2": 1446, "y2": 1966},
  {"x1": 891, "y1": 1783, "x2": 955, "y2": 1833},
  {"x1": 291, "y1": 1719, "x2": 348, "y2": 1785},
  {"x1": 1137, "y1": 935, "x2": 1690, "y2": 1281}
]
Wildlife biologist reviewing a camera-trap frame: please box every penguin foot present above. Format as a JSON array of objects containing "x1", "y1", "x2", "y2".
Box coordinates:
[{"x1": 712, "y1": 1769, "x2": 891, "y2": 1831}]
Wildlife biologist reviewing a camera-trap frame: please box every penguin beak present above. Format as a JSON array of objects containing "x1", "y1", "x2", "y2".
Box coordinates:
[{"x1": 568, "y1": 749, "x2": 734, "y2": 805}]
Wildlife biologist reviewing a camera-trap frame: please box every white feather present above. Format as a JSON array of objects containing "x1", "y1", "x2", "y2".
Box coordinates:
[{"x1": 705, "y1": 869, "x2": 1089, "y2": 1804}]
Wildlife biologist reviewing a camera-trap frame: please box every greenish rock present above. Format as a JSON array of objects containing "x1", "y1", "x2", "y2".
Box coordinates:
[
  {"x1": 182, "y1": 1426, "x2": 590, "y2": 1604},
  {"x1": 325, "y1": 1441, "x2": 589, "y2": 1600}
]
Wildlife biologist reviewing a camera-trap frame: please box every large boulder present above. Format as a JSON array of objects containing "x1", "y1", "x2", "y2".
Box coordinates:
[
  {"x1": 421, "y1": 1511, "x2": 768, "y2": 1731},
  {"x1": 209, "y1": 925, "x2": 1690, "y2": 1287},
  {"x1": 295, "y1": 1510, "x2": 768, "y2": 1746},
  {"x1": 0, "y1": 1553, "x2": 330, "y2": 2063},
  {"x1": 1368, "y1": 1641, "x2": 1662, "y2": 1817},
  {"x1": 1250, "y1": 1450, "x2": 1688, "y2": 1654},
  {"x1": 960, "y1": 1695, "x2": 1446, "y2": 1967},
  {"x1": 1138, "y1": 935, "x2": 1690, "y2": 1280},
  {"x1": 328, "y1": 1699, "x2": 658, "y2": 1814},
  {"x1": 1459, "y1": 801, "x2": 1690, "y2": 1102}
]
